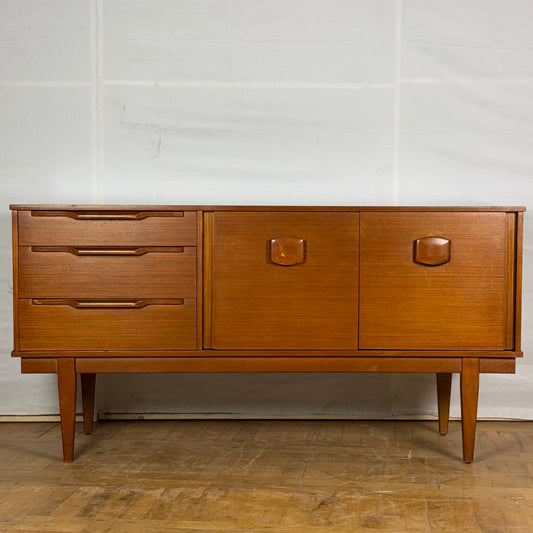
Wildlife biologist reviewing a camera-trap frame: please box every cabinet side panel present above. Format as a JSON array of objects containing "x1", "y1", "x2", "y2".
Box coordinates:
[
  {"x1": 12, "y1": 211, "x2": 20, "y2": 352},
  {"x1": 504, "y1": 213, "x2": 516, "y2": 350},
  {"x1": 514, "y1": 211, "x2": 524, "y2": 351}
]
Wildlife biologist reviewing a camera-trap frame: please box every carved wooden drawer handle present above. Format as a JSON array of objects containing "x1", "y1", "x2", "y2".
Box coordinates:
[
  {"x1": 31, "y1": 299, "x2": 184, "y2": 308},
  {"x1": 30, "y1": 246, "x2": 184, "y2": 256},
  {"x1": 269, "y1": 236, "x2": 306, "y2": 266},
  {"x1": 30, "y1": 211, "x2": 184, "y2": 220},
  {"x1": 413, "y1": 236, "x2": 451, "y2": 266}
]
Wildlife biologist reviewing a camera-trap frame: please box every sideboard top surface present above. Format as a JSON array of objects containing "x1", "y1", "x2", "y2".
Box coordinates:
[{"x1": 9, "y1": 205, "x2": 527, "y2": 212}]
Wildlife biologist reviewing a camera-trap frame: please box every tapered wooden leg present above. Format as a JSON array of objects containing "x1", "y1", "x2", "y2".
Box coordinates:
[
  {"x1": 436, "y1": 373, "x2": 452, "y2": 435},
  {"x1": 460, "y1": 358, "x2": 480, "y2": 464},
  {"x1": 57, "y1": 358, "x2": 77, "y2": 463},
  {"x1": 81, "y1": 373, "x2": 96, "y2": 434}
]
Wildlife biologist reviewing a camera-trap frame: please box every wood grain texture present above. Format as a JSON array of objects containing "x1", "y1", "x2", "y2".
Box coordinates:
[
  {"x1": 11, "y1": 211, "x2": 20, "y2": 352},
  {"x1": 74, "y1": 357, "x2": 464, "y2": 374},
  {"x1": 461, "y1": 358, "x2": 480, "y2": 463},
  {"x1": 514, "y1": 211, "x2": 524, "y2": 351},
  {"x1": 17, "y1": 356, "x2": 518, "y2": 374},
  {"x1": 18, "y1": 209, "x2": 197, "y2": 246},
  {"x1": 210, "y1": 212, "x2": 358, "y2": 350},
  {"x1": 504, "y1": 212, "x2": 517, "y2": 349},
  {"x1": 18, "y1": 299, "x2": 197, "y2": 351},
  {"x1": 12, "y1": 349, "x2": 523, "y2": 359},
  {"x1": 19, "y1": 245, "x2": 196, "y2": 299},
  {"x1": 360, "y1": 212, "x2": 509, "y2": 350},
  {"x1": 202, "y1": 212, "x2": 215, "y2": 349},
  {"x1": 10, "y1": 204, "x2": 527, "y2": 212},
  {"x1": 479, "y1": 358, "x2": 515, "y2": 373},
  {"x1": 20, "y1": 357, "x2": 58, "y2": 373},
  {"x1": 57, "y1": 358, "x2": 76, "y2": 463},
  {"x1": 1, "y1": 419, "x2": 533, "y2": 531}
]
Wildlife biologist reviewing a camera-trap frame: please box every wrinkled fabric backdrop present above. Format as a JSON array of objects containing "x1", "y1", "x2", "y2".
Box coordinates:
[{"x1": 1, "y1": 0, "x2": 532, "y2": 419}]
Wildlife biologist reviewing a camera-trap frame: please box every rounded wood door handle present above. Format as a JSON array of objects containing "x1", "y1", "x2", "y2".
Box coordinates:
[
  {"x1": 269, "y1": 236, "x2": 306, "y2": 266},
  {"x1": 413, "y1": 236, "x2": 451, "y2": 266}
]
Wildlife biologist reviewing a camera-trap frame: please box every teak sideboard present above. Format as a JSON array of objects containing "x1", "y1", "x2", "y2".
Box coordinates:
[{"x1": 10, "y1": 205, "x2": 525, "y2": 462}]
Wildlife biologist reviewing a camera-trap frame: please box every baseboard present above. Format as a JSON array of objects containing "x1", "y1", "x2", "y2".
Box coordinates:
[
  {"x1": 98, "y1": 413, "x2": 442, "y2": 421},
  {"x1": 0, "y1": 415, "x2": 84, "y2": 422},
  {"x1": 0, "y1": 413, "x2": 529, "y2": 423}
]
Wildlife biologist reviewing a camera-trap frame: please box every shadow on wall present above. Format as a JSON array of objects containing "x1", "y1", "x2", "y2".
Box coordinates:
[{"x1": 95, "y1": 373, "x2": 438, "y2": 419}]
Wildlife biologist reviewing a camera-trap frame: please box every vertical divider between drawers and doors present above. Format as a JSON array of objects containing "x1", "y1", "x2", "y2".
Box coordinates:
[
  {"x1": 202, "y1": 211, "x2": 214, "y2": 350},
  {"x1": 196, "y1": 210, "x2": 204, "y2": 350},
  {"x1": 356, "y1": 211, "x2": 361, "y2": 353}
]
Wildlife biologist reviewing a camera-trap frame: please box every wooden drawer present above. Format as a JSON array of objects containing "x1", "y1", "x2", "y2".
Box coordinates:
[
  {"x1": 17, "y1": 210, "x2": 197, "y2": 246},
  {"x1": 208, "y1": 212, "x2": 358, "y2": 350},
  {"x1": 18, "y1": 246, "x2": 196, "y2": 299},
  {"x1": 19, "y1": 299, "x2": 197, "y2": 351},
  {"x1": 359, "y1": 212, "x2": 511, "y2": 350}
]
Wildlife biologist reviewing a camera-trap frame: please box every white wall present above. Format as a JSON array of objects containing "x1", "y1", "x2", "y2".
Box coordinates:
[{"x1": 1, "y1": 0, "x2": 532, "y2": 419}]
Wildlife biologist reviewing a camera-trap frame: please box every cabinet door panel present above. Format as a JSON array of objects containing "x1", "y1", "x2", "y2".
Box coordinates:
[
  {"x1": 359, "y1": 212, "x2": 509, "y2": 350},
  {"x1": 209, "y1": 212, "x2": 358, "y2": 350}
]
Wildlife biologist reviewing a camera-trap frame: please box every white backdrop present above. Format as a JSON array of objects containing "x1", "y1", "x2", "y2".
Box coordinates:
[{"x1": 1, "y1": 0, "x2": 532, "y2": 419}]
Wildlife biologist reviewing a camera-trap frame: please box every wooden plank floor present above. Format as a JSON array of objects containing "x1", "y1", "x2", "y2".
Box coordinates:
[{"x1": 0, "y1": 419, "x2": 532, "y2": 532}]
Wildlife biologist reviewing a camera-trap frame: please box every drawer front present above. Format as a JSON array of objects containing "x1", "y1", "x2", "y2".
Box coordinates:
[
  {"x1": 208, "y1": 212, "x2": 358, "y2": 350},
  {"x1": 18, "y1": 210, "x2": 197, "y2": 246},
  {"x1": 19, "y1": 299, "x2": 197, "y2": 351},
  {"x1": 18, "y1": 246, "x2": 196, "y2": 299},
  {"x1": 359, "y1": 212, "x2": 509, "y2": 350}
]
